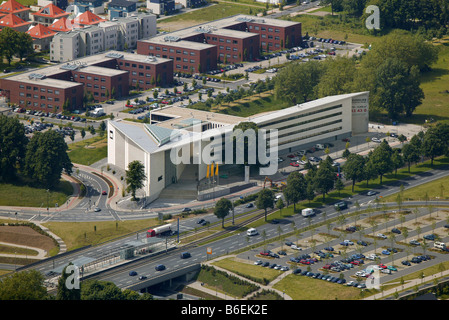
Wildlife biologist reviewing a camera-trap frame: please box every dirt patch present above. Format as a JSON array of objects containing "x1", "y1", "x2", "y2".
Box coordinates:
[{"x1": 0, "y1": 226, "x2": 56, "y2": 253}]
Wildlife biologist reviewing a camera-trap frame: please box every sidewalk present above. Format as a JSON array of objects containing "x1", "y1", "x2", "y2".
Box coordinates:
[{"x1": 365, "y1": 269, "x2": 449, "y2": 300}]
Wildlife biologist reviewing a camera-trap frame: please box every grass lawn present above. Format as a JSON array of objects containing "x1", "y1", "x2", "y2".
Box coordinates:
[
  {"x1": 212, "y1": 257, "x2": 283, "y2": 284},
  {"x1": 0, "y1": 179, "x2": 73, "y2": 208},
  {"x1": 196, "y1": 265, "x2": 260, "y2": 298},
  {"x1": 159, "y1": 3, "x2": 261, "y2": 26},
  {"x1": 273, "y1": 273, "x2": 367, "y2": 300},
  {"x1": 67, "y1": 136, "x2": 107, "y2": 165},
  {"x1": 411, "y1": 39, "x2": 449, "y2": 125},
  {"x1": 43, "y1": 218, "x2": 160, "y2": 251},
  {"x1": 382, "y1": 172, "x2": 449, "y2": 203}
]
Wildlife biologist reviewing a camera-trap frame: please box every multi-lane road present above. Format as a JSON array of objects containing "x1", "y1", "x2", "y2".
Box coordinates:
[{"x1": 9, "y1": 160, "x2": 449, "y2": 296}]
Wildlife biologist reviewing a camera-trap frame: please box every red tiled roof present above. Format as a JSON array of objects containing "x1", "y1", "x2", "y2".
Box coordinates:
[
  {"x1": 26, "y1": 23, "x2": 56, "y2": 39},
  {"x1": 0, "y1": 0, "x2": 30, "y2": 14},
  {"x1": 32, "y1": 3, "x2": 69, "y2": 19},
  {"x1": 71, "y1": 10, "x2": 105, "y2": 26},
  {"x1": 48, "y1": 17, "x2": 74, "y2": 32},
  {"x1": 0, "y1": 13, "x2": 31, "y2": 28}
]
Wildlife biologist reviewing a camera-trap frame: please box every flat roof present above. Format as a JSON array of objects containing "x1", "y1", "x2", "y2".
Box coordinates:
[
  {"x1": 76, "y1": 65, "x2": 128, "y2": 76},
  {"x1": 141, "y1": 13, "x2": 300, "y2": 45},
  {"x1": 2, "y1": 50, "x2": 172, "y2": 87},
  {"x1": 150, "y1": 105, "x2": 246, "y2": 129},
  {"x1": 141, "y1": 38, "x2": 215, "y2": 50},
  {"x1": 250, "y1": 92, "x2": 369, "y2": 125}
]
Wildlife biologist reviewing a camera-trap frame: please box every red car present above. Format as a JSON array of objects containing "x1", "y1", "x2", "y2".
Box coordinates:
[
  {"x1": 125, "y1": 104, "x2": 134, "y2": 108},
  {"x1": 379, "y1": 264, "x2": 387, "y2": 269},
  {"x1": 342, "y1": 138, "x2": 350, "y2": 142},
  {"x1": 287, "y1": 154, "x2": 295, "y2": 158},
  {"x1": 260, "y1": 251, "x2": 270, "y2": 256},
  {"x1": 323, "y1": 264, "x2": 331, "y2": 269},
  {"x1": 102, "y1": 191, "x2": 107, "y2": 195},
  {"x1": 290, "y1": 163, "x2": 299, "y2": 167}
]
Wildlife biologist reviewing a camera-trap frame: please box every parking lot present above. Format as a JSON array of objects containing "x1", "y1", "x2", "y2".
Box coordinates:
[{"x1": 239, "y1": 206, "x2": 449, "y2": 290}]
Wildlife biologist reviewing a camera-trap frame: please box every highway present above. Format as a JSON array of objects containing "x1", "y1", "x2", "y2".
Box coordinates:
[{"x1": 10, "y1": 162, "x2": 448, "y2": 294}]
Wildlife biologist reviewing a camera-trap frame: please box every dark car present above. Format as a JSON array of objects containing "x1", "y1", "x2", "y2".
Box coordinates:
[
  {"x1": 411, "y1": 257, "x2": 421, "y2": 263},
  {"x1": 129, "y1": 271, "x2": 137, "y2": 276},
  {"x1": 423, "y1": 234, "x2": 436, "y2": 241},
  {"x1": 391, "y1": 228, "x2": 401, "y2": 234},
  {"x1": 246, "y1": 203, "x2": 254, "y2": 208},
  {"x1": 401, "y1": 260, "x2": 411, "y2": 266},
  {"x1": 180, "y1": 252, "x2": 191, "y2": 259},
  {"x1": 334, "y1": 201, "x2": 347, "y2": 210},
  {"x1": 155, "y1": 264, "x2": 166, "y2": 271},
  {"x1": 139, "y1": 275, "x2": 147, "y2": 280},
  {"x1": 293, "y1": 268, "x2": 302, "y2": 275},
  {"x1": 182, "y1": 207, "x2": 192, "y2": 213}
]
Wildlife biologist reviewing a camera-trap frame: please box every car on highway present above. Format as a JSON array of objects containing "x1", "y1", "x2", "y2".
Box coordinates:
[
  {"x1": 129, "y1": 271, "x2": 137, "y2": 276},
  {"x1": 155, "y1": 264, "x2": 166, "y2": 271},
  {"x1": 181, "y1": 207, "x2": 192, "y2": 212},
  {"x1": 334, "y1": 201, "x2": 347, "y2": 210},
  {"x1": 366, "y1": 190, "x2": 377, "y2": 196},
  {"x1": 246, "y1": 203, "x2": 254, "y2": 208},
  {"x1": 139, "y1": 275, "x2": 147, "y2": 280},
  {"x1": 180, "y1": 252, "x2": 191, "y2": 259},
  {"x1": 94, "y1": 207, "x2": 101, "y2": 212}
]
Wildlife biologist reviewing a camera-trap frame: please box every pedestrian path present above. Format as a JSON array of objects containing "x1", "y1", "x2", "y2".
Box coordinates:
[{"x1": 0, "y1": 241, "x2": 47, "y2": 259}]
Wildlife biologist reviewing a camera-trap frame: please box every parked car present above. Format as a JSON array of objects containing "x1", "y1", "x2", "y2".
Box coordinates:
[
  {"x1": 377, "y1": 233, "x2": 387, "y2": 239},
  {"x1": 391, "y1": 228, "x2": 401, "y2": 234},
  {"x1": 401, "y1": 260, "x2": 411, "y2": 266}
]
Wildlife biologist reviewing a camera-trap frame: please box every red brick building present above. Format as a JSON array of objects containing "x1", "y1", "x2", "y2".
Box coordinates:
[
  {"x1": 137, "y1": 14, "x2": 301, "y2": 72},
  {"x1": 0, "y1": 51, "x2": 173, "y2": 112}
]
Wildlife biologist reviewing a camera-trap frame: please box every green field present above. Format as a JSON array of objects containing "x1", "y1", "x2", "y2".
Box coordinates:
[
  {"x1": 0, "y1": 180, "x2": 73, "y2": 208},
  {"x1": 158, "y1": 3, "x2": 262, "y2": 25},
  {"x1": 43, "y1": 218, "x2": 160, "y2": 250},
  {"x1": 412, "y1": 40, "x2": 449, "y2": 125},
  {"x1": 67, "y1": 136, "x2": 108, "y2": 165}
]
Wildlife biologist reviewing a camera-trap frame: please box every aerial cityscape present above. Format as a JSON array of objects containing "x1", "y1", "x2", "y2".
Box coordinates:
[{"x1": 1, "y1": 0, "x2": 449, "y2": 309}]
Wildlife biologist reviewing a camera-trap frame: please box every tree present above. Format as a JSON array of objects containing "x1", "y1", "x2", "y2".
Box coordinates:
[
  {"x1": 125, "y1": 160, "x2": 146, "y2": 201},
  {"x1": 402, "y1": 138, "x2": 420, "y2": 172},
  {"x1": 283, "y1": 171, "x2": 307, "y2": 212},
  {"x1": 56, "y1": 263, "x2": 81, "y2": 300},
  {"x1": 314, "y1": 159, "x2": 335, "y2": 201},
  {"x1": 256, "y1": 188, "x2": 274, "y2": 221},
  {"x1": 0, "y1": 115, "x2": 28, "y2": 181},
  {"x1": 15, "y1": 31, "x2": 33, "y2": 61},
  {"x1": 368, "y1": 140, "x2": 394, "y2": 184},
  {"x1": 214, "y1": 197, "x2": 232, "y2": 228},
  {"x1": 0, "y1": 27, "x2": 18, "y2": 65},
  {"x1": 315, "y1": 56, "x2": 357, "y2": 98},
  {"x1": 274, "y1": 60, "x2": 325, "y2": 104},
  {"x1": 24, "y1": 130, "x2": 73, "y2": 188},
  {"x1": 373, "y1": 58, "x2": 424, "y2": 119},
  {"x1": 276, "y1": 197, "x2": 285, "y2": 215},
  {"x1": 342, "y1": 153, "x2": 365, "y2": 192},
  {"x1": 422, "y1": 123, "x2": 449, "y2": 166},
  {"x1": 0, "y1": 270, "x2": 48, "y2": 300},
  {"x1": 391, "y1": 148, "x2": 404, "y2": 175}
]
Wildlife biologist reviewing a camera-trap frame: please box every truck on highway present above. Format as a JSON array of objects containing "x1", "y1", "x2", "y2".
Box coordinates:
[{"x1": 146, "y1": 224, "x2": 172, "y2": 237}]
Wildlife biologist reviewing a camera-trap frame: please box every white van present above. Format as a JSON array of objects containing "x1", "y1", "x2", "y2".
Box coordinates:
[
  {"x1": 315, "y1": 144, "x2": 325, "y2": 150},
  {"x1": 247, "y1": 228, "x2": 259, "y2": 236},
  {"x1": 434, "y1": 242, "x2": 446, "y2": 249},
  {"x1": 301, "y1": 208, "x2": 314, "y2": 217}
]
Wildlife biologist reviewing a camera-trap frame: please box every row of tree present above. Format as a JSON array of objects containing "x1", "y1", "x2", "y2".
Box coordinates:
[
  {"x1": 0, "y1": 266, "x2": 153, "y2": 300},
  {"x1": 0, "y1": 27, "x2": 34, "y2": 66},
  {"x1": 213, "y1": 122, "x2": 449, "y2": 225},
  {"x1": 274, "y1": 30, "x2": 438, "y2": 120},
  {"x1": 343, "y1": 123, "x2": 449, "y2": 192},
  {"x1": 0, "y1": 116, "x2": 72, "y2": 188},
  {"x1": 322, "y1": 0, "x2": 449, "y2": 36}
]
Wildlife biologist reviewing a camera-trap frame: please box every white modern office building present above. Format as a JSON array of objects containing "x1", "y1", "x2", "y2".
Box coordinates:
[{"x1": 107, "y1": 91, "x2": 369, "y2": 203}]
